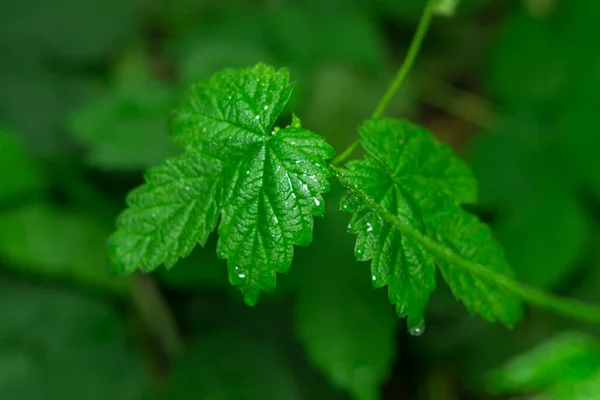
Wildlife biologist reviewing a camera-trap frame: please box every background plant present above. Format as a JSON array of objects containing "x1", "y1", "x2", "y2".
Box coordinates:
[{"x1": 1, "y1": 0, "x2": 599, "y2": 399}]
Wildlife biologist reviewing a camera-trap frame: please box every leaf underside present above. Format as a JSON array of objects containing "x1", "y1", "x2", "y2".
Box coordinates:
[
  {"x1": 340, "y1": 118, "x2": 522, "y2": 329},
  {"x1": 109, "y1": 64, "x2": 334, "y2": 304}
]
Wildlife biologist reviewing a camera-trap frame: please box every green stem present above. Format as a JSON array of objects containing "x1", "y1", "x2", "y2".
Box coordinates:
[
  {"x1": 332, "y1": 0, "x2": 436, "y2": 166},
  {"x1": 332, "y1": 167, "x2": 600, "y2": 325}
]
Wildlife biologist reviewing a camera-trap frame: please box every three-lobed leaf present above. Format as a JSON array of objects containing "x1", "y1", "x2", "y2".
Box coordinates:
[
  {"x1": 109, "y1": 64, "x2": 334, "y2": 305},
  {"x1": 339, "y1": 118, "x2": 522, "y2": 330}
]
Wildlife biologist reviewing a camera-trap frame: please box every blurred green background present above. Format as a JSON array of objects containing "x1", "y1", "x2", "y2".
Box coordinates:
[{"x1": 1, "y1": 0, "x2": 600, "y2": 398}]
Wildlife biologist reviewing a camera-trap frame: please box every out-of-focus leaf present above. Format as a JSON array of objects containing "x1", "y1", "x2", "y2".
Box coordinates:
[
  {"x1": 469, "y1": 115, "x2": 591, "y2": 289},
  {"x1": 0, "y1": 282, "x2": 149, "y2": 399},
  {"x1": 486, "y1": 332, "x2": 600, "y2": 399},
  {"x1": 168, "y1": 13, "x2": 271, "y2": 85},
  {"x1": 0, "y1": 65, "x2": 100, "y2": 155},
  {"x1": 487, "y1": 10, "x2": 563, "y2": 110},
  {"x1": 496, "y1": 186, "x2": 591, "y2": 288},
  {"x1": 159, "y1": 332, "x2": 301, "y2": 400},
  {"x1": 263, "y1": 6, "x2": 385, "y2": 71},
  {"x1": 295, "y1": 208, "x2": 398, "y2": 400},
  {"x1": 0, "y1": 129, "x2": 43, "y2": 200},
  {"x1": 557, "y1": 96, "x2": 600, "y2": 202},
  {"x1": 0, "y1": 0, "x2": 138, "y2": 64},
  {"x1": 0, "y1": 204, "x2": 128, "y2": 294},
  {"x1": 69, "y1": 53, "x2": 177, "y2": 170},
  {"x1": 468, "y1": 114, "x2": 547, "y2": 208},
  {"x1": 302, "y1": 64, "x2": 417, "y2": 152}
]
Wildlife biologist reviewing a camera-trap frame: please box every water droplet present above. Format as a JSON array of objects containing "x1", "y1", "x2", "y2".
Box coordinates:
[
  {"x1": 313, "y1": 198, "x2": 321, "y2": 206},
  {"x1": 255, "y1": 115, "x2": 260, "y2": 120},
  {"x1": 264, "y1": 105, "x2": 269, "y2": 110},
  {"x1": 246, "y1": 170, "x2": 250, "y2": 175},
  {"x1": 295, "y1": 160, "x2": 301, "y2": 165},
  {"x1": 409, "y1": 323, "x2": 425, "y2": 337},
  {"x1": 238, "y1": 273, "x2": 246, "y2": 279},
  {"x1": 315, "y1": 163, "x2": 321, "y2": 167},
  {"x1": 217, "y1": 249, "x2": 226, "y2": 258},
  {"x1": 347, "y1": 222, "x2": 353, "y2": 230},
  {"x1": 356, "y1": 248, "x2": 364, "y2": 257},
  {"x1": 372, "y1": 275, "x2": 376, "y2": 281},
  {"x1": 366, "y1": 222, "x2": 373, "y2": 232},
  {"x1": 271, "y1": 130, "x2": 275, "y2": 135},
  {"x1": 273, "y1": 215, "x2": 279, "y2": 224}
]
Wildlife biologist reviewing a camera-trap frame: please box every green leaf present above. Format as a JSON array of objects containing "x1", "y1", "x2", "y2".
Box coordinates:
[
  {"x1": 0, "y1": 281, "x2": 149, "y2": 399},
  {"x1": 434, "y1": 0, "x2": 459, "y2": 16},
  {"x1": 0, "y1": 128, "x2": 43, "y2": 200},
  {"x1": 0, "y1": 204, "x2": 129, "y2": 294},
  {"x1": 487, "y1": 10, "x2": 563, "y2": 109},
  {"x1": 109, "y1": 151, "x2": 222, "y2": 274},
  {"x1": 486, "y1": 332, "x2": 600, "y2": 399},
  {"x1": 112, "y1": 64, "x2": 334, "y2": 305},
  {"x1": 160, "y1": 332, "x2": 301, "y2": 400},
  {"x1": 339, "y1": 118, "x2": 522, "y2": 329},
  {"x1": 296, "y1": 210, "x2": 398, "y2": 400},
  {"x1": 69, "y1": 52, "x2": 177, "y2": 170}
]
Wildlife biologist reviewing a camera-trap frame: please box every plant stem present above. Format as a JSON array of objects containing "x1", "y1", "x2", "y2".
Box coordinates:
[
  {"x1": 332, "y1": 167, "x2": 600, "y2": 325},
  {"x1": 332, "y1": 0, "x2": 436, "y2": 166},
  {"x1": 131, "y1": 273, "x2": 183, "y2": 359}
]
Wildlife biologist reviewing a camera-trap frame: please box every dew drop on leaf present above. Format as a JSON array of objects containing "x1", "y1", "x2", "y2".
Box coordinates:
[
  {"x1": 408, "y1": 323, "x2": 425, "y2": 337},
  {"x1": 313, "y1": 198, "x2": 321, "y2": 206},
  {"x1": 264, "y1": 105, "x2": 269, "y2": 110},
  {"x1": 356, "y1": 248, "x2": 364, "y2": 257},
  {"x1": 217, "y1": 249, "x2": 226, "y2": 259},
  {"x1": 366, "y1": 222, "x2": 373, "y2": 232}
]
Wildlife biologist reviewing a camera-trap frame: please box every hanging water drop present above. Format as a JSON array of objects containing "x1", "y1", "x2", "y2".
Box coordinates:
[
  {"x1": 264, "y1": 105, "x2": 269, "y2": 110},
  {"x1": 255, "y1": 115, "x2": 260, "y2": 120},
  {"x1": 313, "y1": 198, "x2": 321, "y2": 206},
  {"x1": 372, "y1": 275, "x2": 377, "y2": 281},
  {"x1": 409, "y1": 323, "x2": 426, "y2": 337},
  {"x1": 347, "y1": 222, "x2": 353, "y2": 230}
]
